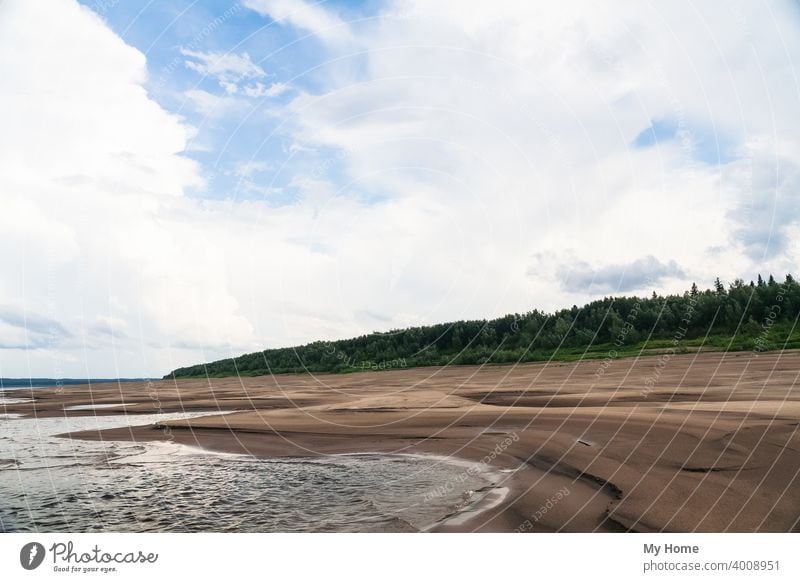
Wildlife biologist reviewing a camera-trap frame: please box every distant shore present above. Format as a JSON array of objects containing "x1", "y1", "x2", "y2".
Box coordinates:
[
  {"x1": 164, "y1": 278, "x2": 800, "y2": 379},
  {"x1": 6, "y1": 350, "x2": 800, "y2": 532},
  {"x1": 0, "y1": 378, "x2": 155, "y2": 388}
]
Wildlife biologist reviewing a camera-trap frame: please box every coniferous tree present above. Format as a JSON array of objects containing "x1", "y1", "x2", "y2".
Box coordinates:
[{"x1": 165, "y1": 274, "x2": 800, "y2": 378}]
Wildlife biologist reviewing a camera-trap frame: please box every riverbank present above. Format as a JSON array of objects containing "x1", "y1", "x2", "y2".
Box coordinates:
[{"x1": 5, "y1": 350, "x2": 800, "y2": 532}]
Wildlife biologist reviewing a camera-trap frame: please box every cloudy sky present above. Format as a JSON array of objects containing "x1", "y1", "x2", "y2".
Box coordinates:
[{"x1": 1, "y1": 0, "x2": 799, "y2": 378}]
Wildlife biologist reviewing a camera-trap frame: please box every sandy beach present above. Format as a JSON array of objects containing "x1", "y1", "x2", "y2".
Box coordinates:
[{"x1": 4, "y1": 350, "x2": 800, "y2": 532}]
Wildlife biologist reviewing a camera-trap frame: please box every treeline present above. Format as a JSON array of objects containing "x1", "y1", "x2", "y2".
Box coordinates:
[{"x1": 165, "y1": 274, "x2": 800, "y2": 378}]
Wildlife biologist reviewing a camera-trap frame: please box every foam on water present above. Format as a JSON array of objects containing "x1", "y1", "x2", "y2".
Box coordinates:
[
  {"x1": 64, "y1": 403, "x2": 134, "y2": 411},
  {"x1": 0, "y1": 397, "x2": 34, "y2": 405}
]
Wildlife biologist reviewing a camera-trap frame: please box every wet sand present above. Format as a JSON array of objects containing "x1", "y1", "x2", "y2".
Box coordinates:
[{"x1": 4, "y1": 350, "x2": 800, "y2": 532}]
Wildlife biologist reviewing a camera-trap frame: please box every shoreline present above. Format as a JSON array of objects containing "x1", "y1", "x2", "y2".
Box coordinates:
[
  {"x1": 130, "y1": 438, "x2": 511, "y2": 531},
  {"x1": 65, "y1": 423, "x2": 532, "y2": 532},
  {"x1": 6, "y1": 350, "x2": 800, "y2": 532},
  {"x1": 66, "y1": 422, "x2": 621, "y2": 532}
]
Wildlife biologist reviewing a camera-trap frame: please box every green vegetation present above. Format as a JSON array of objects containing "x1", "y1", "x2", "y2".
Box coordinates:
[{"x1": 165, "y1": 274, "x2": 800, "y2": 378}]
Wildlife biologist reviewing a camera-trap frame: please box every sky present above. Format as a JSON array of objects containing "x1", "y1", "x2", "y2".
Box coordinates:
[{"x1": 1, "y1": 0, "x2": 799, "y2": 378}]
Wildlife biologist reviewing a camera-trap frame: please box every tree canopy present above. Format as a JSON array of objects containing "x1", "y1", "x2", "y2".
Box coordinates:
[{"x1": 165, "y1": 274, "x2": 800, "y2": 378}]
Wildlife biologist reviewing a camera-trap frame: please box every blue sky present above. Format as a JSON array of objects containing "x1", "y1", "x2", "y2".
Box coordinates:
[
  {"x1": 2, "y1": 0, "x2": 800, "y2": 377},
  {"x1": 78, "y1": 0, "x2": 383, "y2": 207},
  {"x1": 80, "y1": 0, "x2": 320, "y2": 204},
  {"x1": 632, "y1": 117, "x2": 737, "y2": 166}
]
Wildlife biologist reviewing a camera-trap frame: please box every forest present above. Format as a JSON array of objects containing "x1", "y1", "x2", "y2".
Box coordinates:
[{"x1": 165, "y1": 274, "x2": 800, "y2": 378}]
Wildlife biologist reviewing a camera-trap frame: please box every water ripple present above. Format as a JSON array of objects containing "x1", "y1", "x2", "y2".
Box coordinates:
[{"x1": 0, "y1": 413, "x2": 489, "y2": 532}]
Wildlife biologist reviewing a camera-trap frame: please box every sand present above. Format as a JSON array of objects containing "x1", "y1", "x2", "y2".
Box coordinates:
[{"x1": 4, "y1": 350, "x2": 800, "y2": 532}]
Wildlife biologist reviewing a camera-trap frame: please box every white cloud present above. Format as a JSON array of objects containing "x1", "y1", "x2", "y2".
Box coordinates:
[
  {"x1": 231, "y1": 160, "x2": 272, "y2": 178},
  {"x1": 4, "y1": 0, "x2": 800, "y2": 378},
  {"x1": 243, "y1": 0, "x2": 353, "y2": 44},
  {"x1": 183, "y1": 88, "x2": 244, "y2": 117},
  {"x1": 0, "y1": 306, "x2": 71, "y2": 349},
  {"x1": 0, "y1": 0, "x2": 255, "y2": 376},
  {"x1": 180, "y1": 50, "x2": 288, "y2": 109},
  {"x1": 243, "y1": 81, "x2": 291, "y2": 98},
  {"x1": 181, "y1": 48, "x2": 265, "y2": 94},
  {"x1": 272, "y1": 0, "x2": 800, "y2": 313},
  {"x1": 552, "y1": 254, "x2": 686, "y2": 294}
]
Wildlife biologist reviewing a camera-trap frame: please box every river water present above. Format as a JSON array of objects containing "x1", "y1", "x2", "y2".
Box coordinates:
[{"x1": 0, "y1": 409, "x2": 491, "y2": 532}]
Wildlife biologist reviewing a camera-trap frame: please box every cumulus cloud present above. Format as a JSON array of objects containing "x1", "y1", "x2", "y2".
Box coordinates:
[
  {"x1": 265, "y1": 0, "x2": 800, "y2": 312},
  {"x1": 0, "y1": 0, "x2": 255, "y2": 375},
  {"x1": 4, "y1": 0, "x2": 800, "y2": 377}
]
